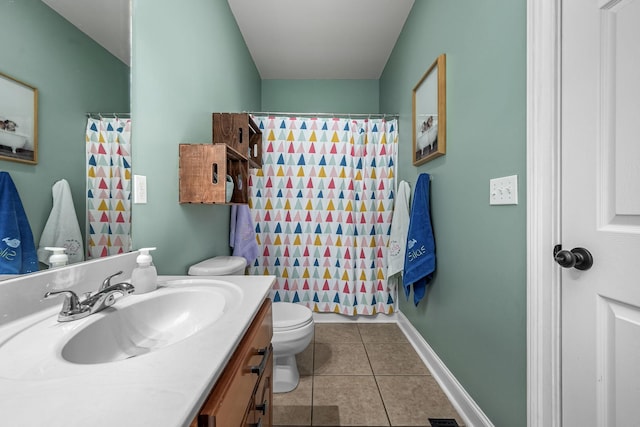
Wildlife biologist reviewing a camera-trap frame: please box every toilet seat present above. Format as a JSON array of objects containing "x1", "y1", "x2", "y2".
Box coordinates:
[
  {"x1": 187, "y1": 256, "x2": 246, "y2": 275},
  {"x1": 272, "y1": 302, "x2": 313, "y2": 332}
]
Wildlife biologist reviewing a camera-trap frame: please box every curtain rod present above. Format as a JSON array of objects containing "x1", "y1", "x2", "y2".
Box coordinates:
[
  {"x1": 246, "y1": 111, "x2": 398, "y2": 119},
  {"x1": 86, "y1": 112, "x2": 131, "y2": 118}
]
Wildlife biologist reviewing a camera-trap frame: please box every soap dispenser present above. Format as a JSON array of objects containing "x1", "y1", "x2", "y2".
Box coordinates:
[
  {"x1": 131, "y1": 247, "x2": 158, "y2": 294},
  {"x1": 45, "y1": 247, "x2": 68, "y2": 268}
]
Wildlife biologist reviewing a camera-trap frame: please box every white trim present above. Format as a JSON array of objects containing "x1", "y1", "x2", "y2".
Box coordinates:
[
  {"x1": 397, "y1": 312, "x2": 494, "y2": 427},
  {"x1": 526, "y1": 0, "x2": 563, "y2": 426},
  {"x1": 312, "y1": 311, "x2": 398, "y2": 323}
]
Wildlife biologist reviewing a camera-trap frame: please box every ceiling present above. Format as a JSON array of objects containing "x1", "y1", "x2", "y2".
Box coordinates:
[
  {"x1": 227, "y1": 0, "x2": 414, "y2": 79},
  {"x1": 41, "y1": 0, "x2": 131, "y2": 66},
  {"x1": 40, "y1": 0, "x2": 414, "y2": 79}
]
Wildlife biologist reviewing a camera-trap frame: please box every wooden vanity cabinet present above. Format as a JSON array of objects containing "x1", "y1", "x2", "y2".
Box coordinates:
[{"x1": 191, "y1": 299, "x2": 273, "y2": 427}]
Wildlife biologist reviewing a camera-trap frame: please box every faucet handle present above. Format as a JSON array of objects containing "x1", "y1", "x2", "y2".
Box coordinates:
[
  {"x1": 100, "y1": 271, "x2": 123, "y2": 291},
  {"x1": 44, "y1": 290, "x2": 84, "y2": 315}
]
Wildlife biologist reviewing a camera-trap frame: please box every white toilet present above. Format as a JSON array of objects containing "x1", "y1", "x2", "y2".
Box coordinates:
[{"x1": 188, "y1": 256, "x2": 314, "y2": 393}]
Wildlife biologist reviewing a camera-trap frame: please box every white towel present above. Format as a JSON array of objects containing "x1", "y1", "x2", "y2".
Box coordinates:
[
  {"x1": 37, "y1": 179, "x2": 84, "y2": 266},
  {"x1": 387, "y1": 180, "x2": 411, "y2": 288}
]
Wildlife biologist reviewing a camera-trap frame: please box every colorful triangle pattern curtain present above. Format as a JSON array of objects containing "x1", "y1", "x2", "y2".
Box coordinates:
[
  {"x1": 249, "y1": 116, "x2": 398, "y2": 316},
  {"x1": 85, "y1": 117, "x2": 132, "y2": 259}
]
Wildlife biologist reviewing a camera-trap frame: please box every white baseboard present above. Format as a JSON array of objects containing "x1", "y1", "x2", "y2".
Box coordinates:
[
  {"x1": 311, "y1": 309, "x2": 493, "y2": 426},
  {"x1": 397, "y1": 311, "x2": 495, "y2": 427},
  {"x1": 312, "y1": 311, "x2": 398, "y2": 323}
]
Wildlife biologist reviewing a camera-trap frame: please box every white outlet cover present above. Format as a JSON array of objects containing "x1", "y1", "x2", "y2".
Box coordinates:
[
  {"x1": 134, "y1": 174, "x2": 147, "y2": 204},
  {"x1": 489, "y1": 175, "x2": 518, "y2": 205}
]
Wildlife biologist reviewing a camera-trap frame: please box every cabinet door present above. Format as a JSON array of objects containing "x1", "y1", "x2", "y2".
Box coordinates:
[
  {"x1": 197, "y1": 300, "x2": 273, "y2": 427},
  {"x1": 242, "y1": 397, "x2": 255, "y2": 427},
  {"x1": 252, "y1": 351, "x2": 273, "y2": 427}
]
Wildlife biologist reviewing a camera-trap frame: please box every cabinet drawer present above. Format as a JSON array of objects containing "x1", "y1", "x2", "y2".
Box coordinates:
[{"x1": 197, "y1": 299, "x2": 273, "y2": 427}]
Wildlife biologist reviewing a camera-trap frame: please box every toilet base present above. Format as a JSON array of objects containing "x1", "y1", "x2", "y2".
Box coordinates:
[{"x1": 273, "y1": 355, "x2": 300, "y2": 393}]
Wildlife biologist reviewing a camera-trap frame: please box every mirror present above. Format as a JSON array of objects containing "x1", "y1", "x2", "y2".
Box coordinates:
[{"x1": 0, "y1": 0, "x2": 130, "y2": 277}]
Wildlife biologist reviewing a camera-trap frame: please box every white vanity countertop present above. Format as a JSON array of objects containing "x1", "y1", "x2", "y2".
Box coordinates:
[{"x1": 0, "y1": 274, "x2": 274, "y2": 427}]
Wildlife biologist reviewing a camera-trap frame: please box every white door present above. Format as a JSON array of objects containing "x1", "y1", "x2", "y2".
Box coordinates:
[{"x1": 561, "y1": 0, "x2": 640, "y2": 425}]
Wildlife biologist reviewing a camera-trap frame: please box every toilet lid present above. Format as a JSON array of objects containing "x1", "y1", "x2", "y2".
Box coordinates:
[
  {"x1": 273, "y1": 302, "x2": 313, "y2": 331},
  {"x1": 188, "y1": 256, "x2": 246, "y2": 275}
]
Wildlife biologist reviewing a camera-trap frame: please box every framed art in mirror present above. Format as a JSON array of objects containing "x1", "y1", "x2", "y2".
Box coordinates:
[
  {"x1": 0, "y1": 72, "x2": 38, "y2": 165},
  {"x1": 413, "y1": 54, "x2": 446, "y2": 166}
]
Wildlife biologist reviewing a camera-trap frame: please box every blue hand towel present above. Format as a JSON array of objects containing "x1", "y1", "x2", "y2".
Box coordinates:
[
  {"x1": 403, "y1": 173, "x2": 436, "y2": 305},
  {"x1": 0, "y1": 172, "x2": 38, "y2": 274},
  {"x1": 230, "y1": 204, "x2": 258, "y2": 266}
]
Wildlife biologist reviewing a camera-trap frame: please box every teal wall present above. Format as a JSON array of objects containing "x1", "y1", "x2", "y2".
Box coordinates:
[
  {"x1": 132, "y1": 1, "x2": 526, "y2": 425},
  {"x1": 131, "y1": 0, "x2": 261, "y2": 274},
  {"x1": 0, "y1": 0, "x2": 130, "y2": 252},
  {"x1": 0, "y1": 1, "x2": 527, "y2": 424},
  {"x1": 262, "y1": 80, "x2": 379, "y2": 114},
  {"x1": 380, "y1": 1, "x2": 527, "y2": 426}
]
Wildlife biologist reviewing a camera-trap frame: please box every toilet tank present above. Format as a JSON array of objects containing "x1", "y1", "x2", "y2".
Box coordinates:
[{"x1": 188, "y1": 256, "x2": 247, "y2": 276}]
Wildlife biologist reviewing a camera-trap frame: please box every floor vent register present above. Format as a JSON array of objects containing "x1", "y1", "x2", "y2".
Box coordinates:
[{"x1": 428, "y1": 418, "x2": 460, "y2": 427}]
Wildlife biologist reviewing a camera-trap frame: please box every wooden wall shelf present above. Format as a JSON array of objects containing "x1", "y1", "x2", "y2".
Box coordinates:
[
  {"x1": 179, "y1": 144, "x2": 248, "y2": 204},
  {"x1": 212, "y1": 113, "x2": 262, "y2": 168},
  {"x1": 179, "y1": 113, "x2": 262, "y2": 205}
]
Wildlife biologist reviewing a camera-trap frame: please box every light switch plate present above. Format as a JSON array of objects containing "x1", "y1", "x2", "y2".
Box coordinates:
[
  {"x1": 134, "y1": 174, "x2": 147, "y2": 204},
  {"x1": 489, "y1": 175, "x2": 518, "y2": 205}
]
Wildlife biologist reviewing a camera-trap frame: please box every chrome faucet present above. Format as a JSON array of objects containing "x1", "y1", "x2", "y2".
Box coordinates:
[
  {"x1": 99, "y1": 270, "x2": 126, "y2": 291},
  {"x1": 43, "y1": 290, "x2": 91, "y2": 322},
  {"x1": 44, "y1": 271, "x2": 135, "y2": 322}
]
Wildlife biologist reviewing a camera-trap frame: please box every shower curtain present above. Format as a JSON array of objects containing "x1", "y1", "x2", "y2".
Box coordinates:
[
  {"x1": 85, "y1": 117, "x2": 132, "y2": 258},
  {"x1": 249, "y1": 116, "x2": 398, "y2": 316}
]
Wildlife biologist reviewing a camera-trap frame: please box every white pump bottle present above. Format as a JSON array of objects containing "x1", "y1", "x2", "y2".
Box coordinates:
[
  {"x1": 45, "y1": 247, "x2": 68, "y2": 268},
  {"x1": 131, "y1": 247, "x2": 158, "y2": 294}
]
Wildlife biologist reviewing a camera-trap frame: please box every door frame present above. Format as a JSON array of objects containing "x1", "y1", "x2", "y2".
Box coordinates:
[{"x1": 526, "y1": 0, "x2": 562, "y2": 426}]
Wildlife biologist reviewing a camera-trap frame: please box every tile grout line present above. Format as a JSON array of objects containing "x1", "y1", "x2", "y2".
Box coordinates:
[
  {"x1": 358, "y1": 324, "x2": 394, "y2": 427},
  {"x1": 280, "y1": 324, "x2": 456, "y2": 427}
]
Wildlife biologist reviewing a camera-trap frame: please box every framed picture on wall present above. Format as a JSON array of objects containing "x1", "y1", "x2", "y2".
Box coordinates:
[
  {"x1": 0, "y1": 72, "x2": 38, "y2": 165},
  {"x1": 412, "y1": 54, "x2": 446, "y2": 166}
]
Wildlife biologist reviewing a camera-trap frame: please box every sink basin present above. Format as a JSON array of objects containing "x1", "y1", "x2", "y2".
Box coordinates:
[
  {"x1": 0, "y1": 279, "x2": 243, "y2": 380},
  {"x1": 62, "y1": 287, "x2": 226, "y2": 364}
]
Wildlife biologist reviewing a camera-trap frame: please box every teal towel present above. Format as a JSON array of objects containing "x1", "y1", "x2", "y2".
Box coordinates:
[
  {"x1": 403, "y1": 173, "x2": 435, "y2": 305},
  {"x1": 0, "y1": 172, "x2": 38, "y2": 274}
]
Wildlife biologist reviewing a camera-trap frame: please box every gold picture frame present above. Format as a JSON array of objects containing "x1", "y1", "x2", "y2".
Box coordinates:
[
  {"x1": 412, "y1": 54, "x2": 446, "y2": 166},
  {"x1": 0, "y1": 72, "x2": 38, "y2": 165}
]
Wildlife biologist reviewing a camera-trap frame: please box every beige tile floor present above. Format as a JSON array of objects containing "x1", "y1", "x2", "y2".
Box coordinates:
[{"x1": 273, "y1": 323, "x2": 465, "y2": 427}]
